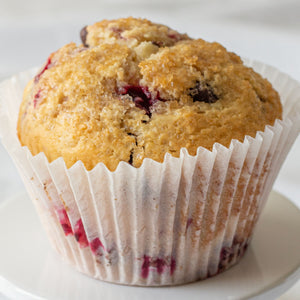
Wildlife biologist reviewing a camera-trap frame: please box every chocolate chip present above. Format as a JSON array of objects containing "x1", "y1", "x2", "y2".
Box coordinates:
[
  {"x1": 80, "y1": 26, "x2": 88, "y2": 47},
  {"x1": 128, "y1": 152, "x2": 133, "y2": 165},
  {"x1": 189, "y1": 81, "x2": 218, "y2": 104}
]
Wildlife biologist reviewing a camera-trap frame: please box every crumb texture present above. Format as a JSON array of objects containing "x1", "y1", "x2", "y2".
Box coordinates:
[{"x1": 18, "y1": 17, "x2": 282, "y2": 170}]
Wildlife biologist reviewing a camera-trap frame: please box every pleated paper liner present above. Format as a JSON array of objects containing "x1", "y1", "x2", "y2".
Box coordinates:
[{"x1": 0, "y1": 60, "x2": 299, "y2": 286}]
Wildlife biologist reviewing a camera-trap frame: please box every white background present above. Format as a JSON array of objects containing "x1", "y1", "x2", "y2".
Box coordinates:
[{"x1": 0, "y1": 0, "x2": 299, "y2": 299}]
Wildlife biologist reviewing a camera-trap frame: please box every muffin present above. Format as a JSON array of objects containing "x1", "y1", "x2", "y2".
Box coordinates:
[
  {"x1": 17, "y1": 17, "x2": 281, "y2": 171},
  {"x1": 0, "y1": 17, "x2": 299, "y2": 286}
]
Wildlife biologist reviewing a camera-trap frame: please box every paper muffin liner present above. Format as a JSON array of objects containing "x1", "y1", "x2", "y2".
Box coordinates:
[{"x1": 0, "y1": 60, "x2": 299, "y2": 286}]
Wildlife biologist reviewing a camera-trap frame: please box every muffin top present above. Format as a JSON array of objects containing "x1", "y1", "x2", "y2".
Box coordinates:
[{"x1": 17, "y1": 17, "x2": 282, "y2": 171}]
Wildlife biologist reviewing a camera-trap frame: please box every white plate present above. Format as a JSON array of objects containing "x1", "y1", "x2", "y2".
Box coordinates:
[{"x1": 0, "y1": 191, "x2": 299, "y2": 300}]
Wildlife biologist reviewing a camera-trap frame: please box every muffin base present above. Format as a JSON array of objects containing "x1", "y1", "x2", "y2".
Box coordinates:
[{"x1": 0, "y1": 60, "x2": 299, "y2": 285}]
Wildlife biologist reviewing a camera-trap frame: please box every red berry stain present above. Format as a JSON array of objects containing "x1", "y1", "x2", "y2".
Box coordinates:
[
  {"x1": 168, "y1": 33, "x2": 178, "y2": 39},
  {"x1": 57, "y1": 208, "x2": 73, "y2": 236},
  {"x1": 74, "y1": 219, "x2": 89, "y2": 248},
  {"x1": 34, "y1": 57, "x2": 52, "y2": 83},
  {"x1": 33, "y1": 89, "x2": 42, "y2": 108},
  {"x1": 141, "y1": 255, "x2": 151, "y2": 278},
  {"x1": 217, "y1": 237, "x2": 249, "y2": 274},
  {"x1": 185, "y1": 217, "x2": 193, "y2": 233},
  {"x1": 141, "y1": 255, "x2": 176, "y2": 278},
  {"x1": 56, "y1": 209, "x2": 107, "y2": 254},
  {"x1": 111, "y1": 27, "x2": 125, "y2": 39},
  {"x1": 170, "y1": 257, "x2": 176, "y2": 275},
  {"x1": 155, "y1": 258, "x2": 165, "y2": 274},
  {"x1": 167, "y1": 33, "x2": 184, "y2": 42},
  {"x1": 89, "y1": 237, "x2": 105, "y2": 254},
  {"x1": 119, "y1": 85, "x2": 165, "y2": 117}
]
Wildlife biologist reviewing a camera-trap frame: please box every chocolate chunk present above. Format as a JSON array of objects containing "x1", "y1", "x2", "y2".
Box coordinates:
[
  {"x1": 80, "y1": 26, "x2": 88, "y2": 47},
  {"x1": 189, "y1": 81, "x2": 218, "y2": 103},
  {"x1": 128, "y1": 152, "x2": 133, "y2": 165}
]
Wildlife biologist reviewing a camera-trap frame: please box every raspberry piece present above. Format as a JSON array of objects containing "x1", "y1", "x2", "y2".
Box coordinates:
[
  {"x1": 90, "y1": 237, "x2": 105, "y2": 254},
  {"x1": 119, "y1": 85, "x2": 164, "y2": 116},
  {"x1": 57, "y1": 208, "x2": 73, "y2": 236},
  {"x1": 74, "y1": 219, "x2": 89, "y2": 248},
  {"x1": 34, "y1": 57, "x2": 52, "y2": 83}
]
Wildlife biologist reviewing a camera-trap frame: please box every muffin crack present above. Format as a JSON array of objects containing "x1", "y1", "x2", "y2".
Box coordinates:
[{"x1": 127, "y1": 132, "x2": 138, "y2": 165}]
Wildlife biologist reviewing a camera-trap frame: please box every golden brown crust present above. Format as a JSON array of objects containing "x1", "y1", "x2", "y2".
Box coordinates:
[
  {"x1": 18, "y1": 18, "x2": 282, "y2": 171},
  {"x1": 84, "y1": 17, "x2": 190, "y2": 49}
]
